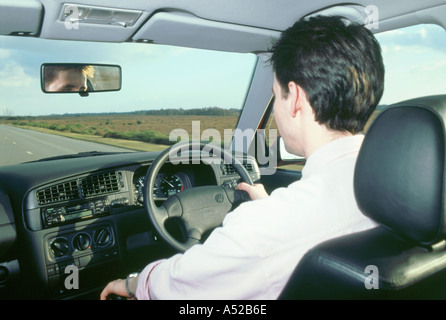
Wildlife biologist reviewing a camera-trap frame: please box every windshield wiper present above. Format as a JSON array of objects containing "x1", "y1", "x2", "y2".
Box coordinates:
[{"x1": 26, "y1": 151, "x2": 130, "y2": 163}]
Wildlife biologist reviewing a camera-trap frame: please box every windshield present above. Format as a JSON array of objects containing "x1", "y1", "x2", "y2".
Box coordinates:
[{"x1": 0, "y1": 36, "x2": 257, "y2": 165}]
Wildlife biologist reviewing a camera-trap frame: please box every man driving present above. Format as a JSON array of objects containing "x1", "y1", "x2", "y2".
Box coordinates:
[{"x1": 101, "y1": 15, "x2": 384, "y2": 300}]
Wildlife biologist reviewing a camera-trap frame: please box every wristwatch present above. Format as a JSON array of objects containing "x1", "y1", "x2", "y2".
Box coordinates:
[{"x1": 125, "y1": 272, "x2": 139, "y2": 299}]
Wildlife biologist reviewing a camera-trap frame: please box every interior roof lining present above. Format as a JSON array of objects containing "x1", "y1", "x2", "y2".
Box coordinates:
[{"x1": 3, "y1": 0, "x2": 446, "y2": 52}]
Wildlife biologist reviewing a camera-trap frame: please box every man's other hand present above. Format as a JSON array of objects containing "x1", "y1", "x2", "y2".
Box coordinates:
[{"x1": 237, "y1": 182, "x2": 268, "y2": 201}]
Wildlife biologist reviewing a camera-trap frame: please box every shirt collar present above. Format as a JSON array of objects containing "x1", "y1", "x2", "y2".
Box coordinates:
[{"x1": 301, "y1": 134, "x2": 364, "y2": 178}]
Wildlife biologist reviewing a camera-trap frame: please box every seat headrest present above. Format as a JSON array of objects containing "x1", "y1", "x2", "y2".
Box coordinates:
[{"x1": 354, "y1": 95, "x2": 446, "y2": 246}]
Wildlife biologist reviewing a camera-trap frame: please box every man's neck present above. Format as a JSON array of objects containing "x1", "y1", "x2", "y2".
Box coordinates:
[{"x1": 304, "y1": 128, "x2": 353, "y2": 159}]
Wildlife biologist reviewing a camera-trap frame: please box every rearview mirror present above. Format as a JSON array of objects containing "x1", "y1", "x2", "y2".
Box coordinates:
[{"x1": 41, "y1": 63, "x2": 121, "y2": 96}]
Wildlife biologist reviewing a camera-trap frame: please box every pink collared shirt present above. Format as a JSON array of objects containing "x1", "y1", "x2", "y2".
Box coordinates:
[{"x1": 136, "y1": 135, "x2": 377, "y2": 299}]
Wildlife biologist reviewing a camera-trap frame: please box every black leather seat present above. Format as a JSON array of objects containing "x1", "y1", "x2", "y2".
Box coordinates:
[{"x1": 279, "y1": 95, "x2": 446, "y2": 299}]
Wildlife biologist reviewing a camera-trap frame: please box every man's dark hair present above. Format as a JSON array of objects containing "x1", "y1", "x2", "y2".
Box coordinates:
[{"x1": 271, "y1": 15, "x2": 385, "y2": 134}]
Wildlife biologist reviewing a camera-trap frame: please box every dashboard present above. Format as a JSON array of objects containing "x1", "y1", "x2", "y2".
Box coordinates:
[{"x1": 0, "y1": 151, "x2": 260, "y2": 299}]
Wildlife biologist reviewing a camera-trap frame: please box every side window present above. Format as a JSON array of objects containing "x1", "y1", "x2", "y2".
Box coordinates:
[
  {"x1": 264, "y1": 23, "x2": 446, "y2": 172},
  {"x1": 264, "y1": 111, "x2": 306, "y2": 172},
  {"x1": 375, "y1": 23, "x2": 446, "y2": 106}
]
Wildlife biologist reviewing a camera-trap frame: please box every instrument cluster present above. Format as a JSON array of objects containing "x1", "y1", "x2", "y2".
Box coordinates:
[{"x1": 133, "y1": 170, "x2": 191, "y2": 205}]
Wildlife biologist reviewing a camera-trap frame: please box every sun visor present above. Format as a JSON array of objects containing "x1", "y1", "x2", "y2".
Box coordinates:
[
  {"x1": 0, "y1": 0, "x2": 43, "y2": 36},
  {"x1": 132, "y1": 12, "x2": 280, "y2": 53}
]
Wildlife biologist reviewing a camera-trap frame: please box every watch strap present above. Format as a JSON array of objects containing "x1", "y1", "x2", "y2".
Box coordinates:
[{"x1": 125, "y1": 272, "x2": 139, "y2": 299}]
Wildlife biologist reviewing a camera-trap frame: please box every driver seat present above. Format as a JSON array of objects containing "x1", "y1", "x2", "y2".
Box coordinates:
[{"x1": 279, "y1": 95, "x2": 446, "y2": 299}]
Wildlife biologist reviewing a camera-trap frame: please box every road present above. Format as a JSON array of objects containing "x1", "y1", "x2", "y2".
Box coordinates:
[{"x1": 0, "y1": 125, "x2": 135, "y2": 166}]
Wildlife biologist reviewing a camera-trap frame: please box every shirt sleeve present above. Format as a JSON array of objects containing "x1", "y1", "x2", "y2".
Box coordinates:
[
  {"x1": 133, "y1": 135, "x2": 376, "y2": 300},
  {"x1": 134, "y1": 198, "x2": 278, "y2": 300},
  {"x1": 135, "y1": 259, "x2": 166, "y2": 300},
  {"x1": 133, "y1": 158, "x2": 375, "y2": 300}
]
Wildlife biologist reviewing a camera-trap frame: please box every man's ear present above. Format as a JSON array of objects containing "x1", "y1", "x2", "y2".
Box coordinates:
[{"x1": 287, "y1": 81, "x2": 300, "y2": 117}]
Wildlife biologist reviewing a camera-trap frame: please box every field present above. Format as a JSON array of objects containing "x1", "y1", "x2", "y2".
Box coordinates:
[
  {"x1": 0, "y1": 114, "x2": 241, "y2": 151},
  {"x1": 0, "y1": 109, "x2": 379, "y2": 163}
]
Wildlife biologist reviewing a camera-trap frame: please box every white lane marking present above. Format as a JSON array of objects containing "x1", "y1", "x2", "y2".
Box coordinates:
[{"x1": 26, "y1": 151, "x2": 33, "y2": 155}]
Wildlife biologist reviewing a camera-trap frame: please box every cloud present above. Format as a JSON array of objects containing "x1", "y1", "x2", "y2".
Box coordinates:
[
  {"x1": 0, "y1": 48, "x2": 11, "y2": 59},
  {"x1": 418, "y1": 27, "x2": 427, "y2": 39},
  {"x1": 376, "y1": 23, "x2": 446, "y2": 53},
  {"x1": 421, "y1": 59, "x2": 446, "y2": 72},
  {"x1": 376, "y1": 23, "x2": 446, "y2": 105},
  {"x1": 0, "y1": 62, "x2": 35, "y2": 88}
]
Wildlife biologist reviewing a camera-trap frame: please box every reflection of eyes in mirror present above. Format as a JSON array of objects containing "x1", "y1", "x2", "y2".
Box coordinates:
[
  {"x1": 41, "y1": 64, "x2": 121, "y2": 94},
  {"x1": 44, "y1": 65, "x2": 92, "y2": 92}
]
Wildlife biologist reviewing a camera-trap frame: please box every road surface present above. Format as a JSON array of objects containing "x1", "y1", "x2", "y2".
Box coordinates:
[{"x1": 0, "y1": 125, "x2": 135, "y2": 166}]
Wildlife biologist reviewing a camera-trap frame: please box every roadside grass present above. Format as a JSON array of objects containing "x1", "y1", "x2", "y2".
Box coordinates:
[
  {"x1": 0, "y1": 110, "x2": 379, "y2": 169},
  {"x1": 11, "y1": 125, "x2": 170, "y2": 152},
  {"x1": 0, "y1": 114, "x2": 240, "y2": 152}
]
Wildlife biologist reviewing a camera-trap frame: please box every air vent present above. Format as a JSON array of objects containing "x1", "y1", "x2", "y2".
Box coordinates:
[
  {"x1": 37, "y1": 180, "x2": 80, "y2": 205},
  {"x1": 222, "y1": 163, "x2": 253, "y2": 176},
  {"x1": 80, "y1": 171, "x2": 121, "y2": 197}
]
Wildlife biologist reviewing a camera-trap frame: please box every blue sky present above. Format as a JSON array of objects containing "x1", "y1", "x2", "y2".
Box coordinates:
[
  {"x1": 0, "y1": 36, "x2": 257, "y2": 116},
  {"x1": 0, "y1": 23, "x2": 445, "y2": 116},
  {"x1": 375, "y1": 23, "x2": 446, "y2": 105}
]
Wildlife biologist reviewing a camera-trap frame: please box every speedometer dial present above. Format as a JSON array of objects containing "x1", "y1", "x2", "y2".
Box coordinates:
[
  {"x1": 160, "y1": 174, "x2": 184, "y2": 198},
  {"x1": 136, "y1": 172, "x2": 187, "y2": 202}
]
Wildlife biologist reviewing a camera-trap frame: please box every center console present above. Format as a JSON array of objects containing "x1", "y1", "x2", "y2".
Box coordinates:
[
  {"x1": 44, "y1": 222, "x2": 119, "y2": 296},
  {"x1": 23, "y1": 170, "x2": 131, "y2": 298}
]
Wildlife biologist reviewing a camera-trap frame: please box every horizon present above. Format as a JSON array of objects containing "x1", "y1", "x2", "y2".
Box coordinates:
[
  {"x1": 0, "y1": 23, "x2": 444, "y2": 117},
  {"x1": 0, "y1": 104, "x2": 395, "y2": 118}
]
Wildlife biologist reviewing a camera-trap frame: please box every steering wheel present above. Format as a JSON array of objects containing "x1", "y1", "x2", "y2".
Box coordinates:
[{"x1": 144, "y1": 142, "x2": 253, "y2": 252}]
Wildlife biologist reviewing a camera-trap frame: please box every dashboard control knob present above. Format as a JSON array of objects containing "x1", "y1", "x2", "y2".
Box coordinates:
[
  {"x1": 50, "y1": 238, "x2": 69, "y2": 257},
  {"x1": 94, "y1": 228, "x2": 112, "y2": 247},
  {"x1": 73, "y1": 233, "x2": 91, "y2": 251}
]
